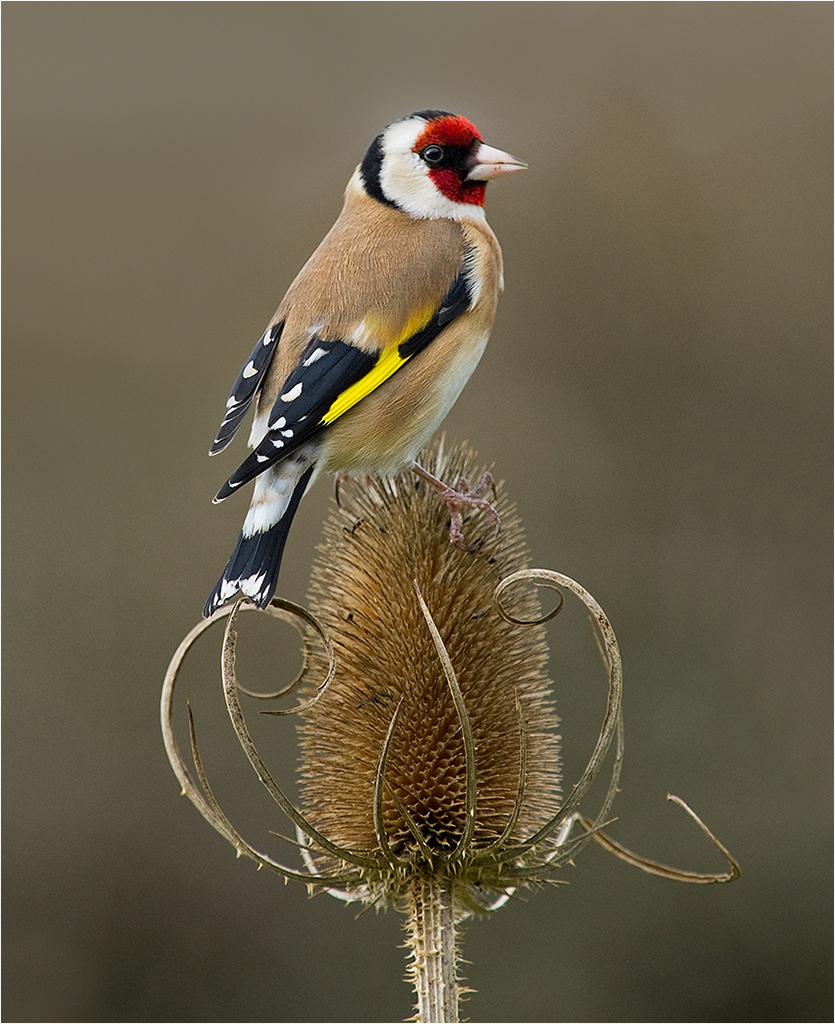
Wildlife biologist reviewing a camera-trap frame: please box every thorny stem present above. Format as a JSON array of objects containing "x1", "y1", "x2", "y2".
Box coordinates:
[{"x1": 405, "y1": 873, "x2": 460, "y2": 1024}]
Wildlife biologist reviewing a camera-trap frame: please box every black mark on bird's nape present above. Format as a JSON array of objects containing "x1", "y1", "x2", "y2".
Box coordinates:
[{"x1": 359, "y1": 132, "x2": 398, "y2": 210}]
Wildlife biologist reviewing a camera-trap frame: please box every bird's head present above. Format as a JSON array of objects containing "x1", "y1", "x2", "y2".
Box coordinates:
[{"x1": 359, "y1": 110, "x2": 526, "y2": 220}]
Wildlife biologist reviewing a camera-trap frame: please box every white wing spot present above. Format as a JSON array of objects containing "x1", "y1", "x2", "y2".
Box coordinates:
[
  {"x1": 269, "y1": 416, "x2": 286, "y2": 429},
  {"x1": 280, "y1": 429, "x2": 294, "y2": 438},
  {"x1": 242, "y1": 360, "x2": 258, "y2": 379},
  {"x1": 272, "y1": 438, "x2": 285, "y2": 449},
  {"x1": 303, "y1": 346, "x2": 329, "y2": 367},
  {"x1": 280, "y1": 383, "x2": 303, "y2": 402}
]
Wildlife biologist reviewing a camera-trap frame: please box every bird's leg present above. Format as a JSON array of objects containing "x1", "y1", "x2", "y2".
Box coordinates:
[{"x1": 412, "y1": 460, "x2": 501, "y2": 550}]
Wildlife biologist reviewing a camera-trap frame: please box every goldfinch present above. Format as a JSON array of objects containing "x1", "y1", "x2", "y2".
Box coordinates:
[{"x1": 204, "y1": 110, "x2": 526, "y2": 617}]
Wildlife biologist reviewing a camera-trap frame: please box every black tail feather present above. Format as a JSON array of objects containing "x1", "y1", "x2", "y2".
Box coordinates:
[{"x1": 203, "y1": 464, "x2": 314, "y2": 617}]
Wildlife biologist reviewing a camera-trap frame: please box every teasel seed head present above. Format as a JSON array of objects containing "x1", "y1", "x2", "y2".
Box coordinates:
[{"x1": 296, "y1": 438, "x2": 563, "y2": 912}]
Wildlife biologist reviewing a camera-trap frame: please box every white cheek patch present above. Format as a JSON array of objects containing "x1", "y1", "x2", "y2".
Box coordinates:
[
  {"x1": 380, "y1": 153, "x2": 456, "y2": 220},
  {"x1": 381, "y1": 157, "x2": 488, "y2": 222}
]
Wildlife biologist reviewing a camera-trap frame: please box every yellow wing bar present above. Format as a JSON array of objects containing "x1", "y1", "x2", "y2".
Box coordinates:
[
  {"x1": 320, "y1": 303, "x2": 435, "y2": 425},
  {"x1": 321, "y1": 344, "x2": 408, "y2": 424}
]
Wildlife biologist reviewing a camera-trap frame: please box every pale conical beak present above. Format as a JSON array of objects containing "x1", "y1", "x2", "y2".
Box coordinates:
[{"x1": 467, "y1": 142, "x2": 528, "y2": 181}]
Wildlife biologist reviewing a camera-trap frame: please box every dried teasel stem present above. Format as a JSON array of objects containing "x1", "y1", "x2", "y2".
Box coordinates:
[{"x1": 404, "y1": 873, "x2": 461, "y2": 1024}]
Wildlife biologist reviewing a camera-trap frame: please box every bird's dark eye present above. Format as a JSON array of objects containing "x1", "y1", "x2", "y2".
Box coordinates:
[{"x1": 421, "y1": 145, "x2": 445, "y2": 165}]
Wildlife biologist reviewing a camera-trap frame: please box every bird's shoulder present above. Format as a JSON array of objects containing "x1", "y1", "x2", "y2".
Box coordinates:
[{"x1": 273, "y1": 177, "x2": 491, "y2": 357}]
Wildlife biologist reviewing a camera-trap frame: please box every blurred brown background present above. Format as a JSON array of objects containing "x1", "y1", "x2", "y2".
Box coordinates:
[{"x1": 4, "y1": 4, "x2": 831, "y2": 1022}]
